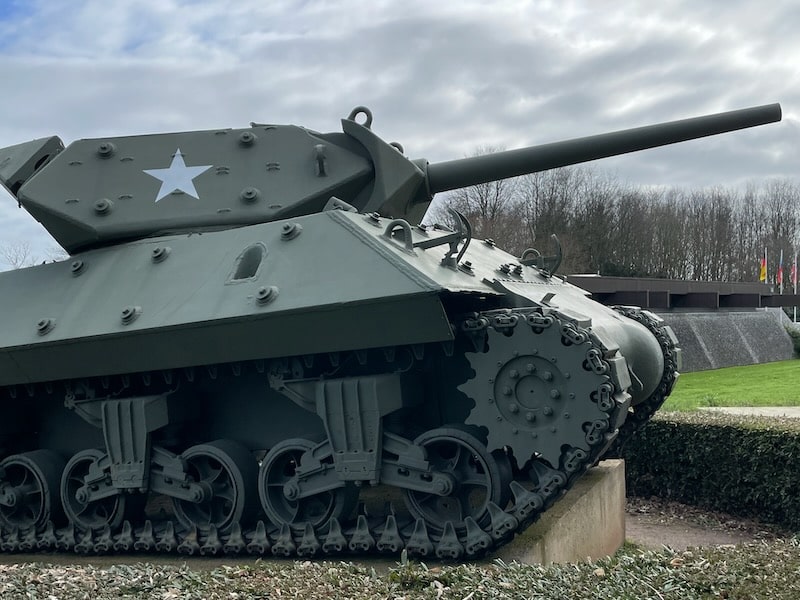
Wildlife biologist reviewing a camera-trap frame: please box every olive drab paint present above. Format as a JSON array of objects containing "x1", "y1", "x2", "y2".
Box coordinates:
[{"x1": 0, "y1": 102, "x2": 781, "y2": 557}]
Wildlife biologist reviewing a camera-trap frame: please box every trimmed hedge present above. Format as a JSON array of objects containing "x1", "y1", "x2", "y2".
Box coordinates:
[
  {"x1": 621, "y1": 411, "x2": 800, "y2": 530},
  {"x1": 787, "y1": 325, "x2": 800, "y2": 357}
]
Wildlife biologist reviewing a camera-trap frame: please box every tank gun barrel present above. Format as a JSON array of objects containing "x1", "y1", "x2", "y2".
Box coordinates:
[{"x1": 426, "y1": 103, "x2": 782, "y2": 193}]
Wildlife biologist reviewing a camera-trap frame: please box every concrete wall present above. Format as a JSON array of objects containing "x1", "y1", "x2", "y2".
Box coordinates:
[
  {"x1": 657, "y1": 308, "x2": 795, "y2": 372},
  {"x1": 494, "y1": 460, "x2": 625, "y2": 564}
]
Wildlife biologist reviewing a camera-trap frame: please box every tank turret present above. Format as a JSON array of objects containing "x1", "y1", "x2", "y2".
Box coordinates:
[{"x1": 0, "y1": 104, "x2": 781, "y2": 253}]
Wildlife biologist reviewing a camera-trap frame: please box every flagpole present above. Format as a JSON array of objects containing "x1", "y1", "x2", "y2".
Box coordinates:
[{"x1": 794, "y1": 251, "x2": 798, "y2": 323}]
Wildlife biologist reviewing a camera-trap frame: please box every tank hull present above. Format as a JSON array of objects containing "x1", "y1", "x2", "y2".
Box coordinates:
[{"x1": 0, "y1": 209, "x2": 677, "y2": 558}]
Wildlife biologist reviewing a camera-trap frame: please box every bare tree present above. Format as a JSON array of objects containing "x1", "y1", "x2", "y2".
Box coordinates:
[
  {"x1": 0, "y1": 241, "x2": 35, "y2": 270},
  {"x1": 434, "y1": 144, "x2": 800, "y2": 282},
  {"x1": 0, "y1": 242, "x2": 67, "y2": 271}
]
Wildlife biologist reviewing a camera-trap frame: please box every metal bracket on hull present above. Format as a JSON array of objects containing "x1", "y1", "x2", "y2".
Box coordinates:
[
  {"x1": 65, "y1": 394, "x2": 170, "y2": 491},
  {"x1": 269, "y1": 372, "x2": 455, "y2": 499},
  {"x1": 275, "y1": 374, "x2": 405, "y2": 483}
]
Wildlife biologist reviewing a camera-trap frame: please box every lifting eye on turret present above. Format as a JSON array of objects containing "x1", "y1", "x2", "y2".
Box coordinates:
[{"x1": 229, "y1": 243, "x2": 267, "y2": 282}]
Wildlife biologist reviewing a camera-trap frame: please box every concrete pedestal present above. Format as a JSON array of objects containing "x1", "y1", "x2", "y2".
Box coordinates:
[{"x1": 493, "y1": 459, "x2": 625, "y2": 564}]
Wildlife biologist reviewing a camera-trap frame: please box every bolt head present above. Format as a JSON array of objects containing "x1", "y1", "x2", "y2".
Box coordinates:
[{"x1": 239, "y1": 131, "x2": 257, "y2": 145}]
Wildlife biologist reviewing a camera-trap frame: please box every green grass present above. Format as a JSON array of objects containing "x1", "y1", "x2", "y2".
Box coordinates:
[{"x1": 661, "y1": 360, "x2": 800, "y2": 411}]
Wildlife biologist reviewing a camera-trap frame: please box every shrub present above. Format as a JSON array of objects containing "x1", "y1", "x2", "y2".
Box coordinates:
[
  {"x1": 622, "y1": 411, "x2": 800, "y2": 530},
  {"x1": 786, "y1": 325, "x2": 800, "y2": 358}
]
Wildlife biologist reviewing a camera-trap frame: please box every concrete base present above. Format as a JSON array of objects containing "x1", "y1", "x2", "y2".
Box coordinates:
[{"x1": 493, "y1": 459, "x2": 625, "y2": 564}]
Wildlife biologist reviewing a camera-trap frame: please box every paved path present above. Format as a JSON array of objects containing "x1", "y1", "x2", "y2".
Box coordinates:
[{"x1": 698, "y1": 407, "x2": 800, "y2": 418}]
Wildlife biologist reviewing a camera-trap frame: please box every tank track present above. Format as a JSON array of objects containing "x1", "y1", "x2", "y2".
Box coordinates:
[
  {"x1": 0, "y1": 308, "x2": 637, "y2": 560},
  {"x1": 604, "y1": 307, "x2": 680, "y2": 457}
]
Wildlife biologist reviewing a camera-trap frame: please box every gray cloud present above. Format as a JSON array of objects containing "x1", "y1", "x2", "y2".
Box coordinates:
[{"x1": 0, "y1": 0, "x2": 797, "y2": 263}]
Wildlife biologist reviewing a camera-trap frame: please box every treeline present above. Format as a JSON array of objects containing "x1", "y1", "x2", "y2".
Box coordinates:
[{"x1": 438, "y1": 165, "x2": 800, "y2": 282}]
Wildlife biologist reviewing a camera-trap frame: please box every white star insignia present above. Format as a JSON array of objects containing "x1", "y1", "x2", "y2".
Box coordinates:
[{"x1": 144, "y1": 148, "x2": 213, "y2": 202}]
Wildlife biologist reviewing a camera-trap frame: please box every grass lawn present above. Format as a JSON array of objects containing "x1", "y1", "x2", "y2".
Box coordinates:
[{"x1": 661, "y1": 359, "x2": 800, "y2": 411}]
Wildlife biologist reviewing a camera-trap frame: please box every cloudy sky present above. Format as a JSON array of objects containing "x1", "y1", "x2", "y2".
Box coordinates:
[{"x1": 1, "y1": 0, "x2": 798, "y2": 265}]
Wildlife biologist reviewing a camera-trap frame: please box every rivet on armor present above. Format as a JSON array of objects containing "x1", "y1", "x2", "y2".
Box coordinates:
[
  {"x1": 94, "y1": 198, "x2": 112, "y2": 215},
  {"x1": 564, "y1": 372, "x2": 570, "y2": 379},
  {"x1": 96, "y1": 142, "x2": 116, "y2": 158},
  {"x1": 564, "y1": 412, "x2": 570, "y2": 419},
  {"x1": 502, "y1": 386, "x2": 512, "y2": 396},
  {"x1": 526, "y1": 363, "x2": 535, "y2": 372},
  {"x1": 542, "y1": 371, "x2": 553, "y2": 381},
  {"x1": 525, "y1": 412, "x2": 536, "y2": 422},
  {"x1": 70, "y1": 260, "x2": 85, "y2": 276},
  {"x1": 508, "y1": 403, "x2": 519, "y2": 413},
  {"x1": 120, "y1": 306, "x2": 142, "y2": 325},
  {"x1": 496, "y1": 416, "x2": 502, "y2": 421},
  {"x1": 239, "y1": 187, "x2": 261, "y2": 204},
  {"x1": 256, "y1": 285, "x2": 279, "y2": 305},
  {"x1": 550, "y1": 389, "x2": 561, "y2": 399},
  {"x1": 509, "y1": 369, "x2": 519, "y2": 379},
  {"x1": 238, "y1": 131, "x2": 257, "y2": 146},
  {"x1": 569, "y1": 393, "x2": 576, "y2": 399},
  {"x1": 512, "y1": 428, "x2": 518, "y2": 434},
  {"x1": 151, "y1": 246, "x2": 171, "y2": 263},
  {"x1": 36, "y1": 318, "x2": 55, "y2": 335},
  {"x1": 488, "y1": 397, "x2": 494, "y2": 403},
  {"x1": 280, "y1": 222, "x2": 302, "y2": 240},
  {"x1": 543, "y1": 406, "x2": 553, "y2": 416}
]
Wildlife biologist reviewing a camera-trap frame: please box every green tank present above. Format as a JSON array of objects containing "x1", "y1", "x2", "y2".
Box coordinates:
[{"x1": 0, "y1": 102, "x2": 781, "y2": 557}]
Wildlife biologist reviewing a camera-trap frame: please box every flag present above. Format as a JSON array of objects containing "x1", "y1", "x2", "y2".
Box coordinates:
[
  {"x1": 792, "y1": 254, "x2": 798, "y2": 290},
  {"x1": 777, "y1": 249, "x2": 784, "y2": 292},
  {"x1": 759, "y1": 249, "x2": 767, "y2": 282}
]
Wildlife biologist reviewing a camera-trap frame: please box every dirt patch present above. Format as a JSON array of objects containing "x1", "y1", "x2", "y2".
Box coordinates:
[{"x1": 625, "y1": 496, "x2": 791, "y2": 550}]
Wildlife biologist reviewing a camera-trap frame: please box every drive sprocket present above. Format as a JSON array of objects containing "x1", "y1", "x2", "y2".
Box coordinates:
[{"x1": 459, "y1": 309, "x2": 631, "y2": 470}]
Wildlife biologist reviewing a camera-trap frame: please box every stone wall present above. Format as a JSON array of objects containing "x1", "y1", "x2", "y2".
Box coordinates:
[{"x1": 657, "y1": 308, "x2": 794, "y2": 372}]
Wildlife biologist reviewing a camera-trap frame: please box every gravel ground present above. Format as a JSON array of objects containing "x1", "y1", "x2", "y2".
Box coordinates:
[{"x1": 0, "y1": 499, "x2": 796, "y2": 599}]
